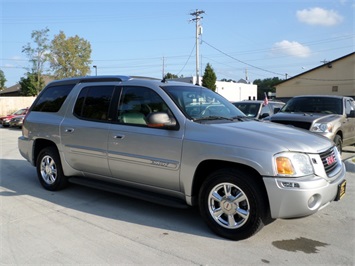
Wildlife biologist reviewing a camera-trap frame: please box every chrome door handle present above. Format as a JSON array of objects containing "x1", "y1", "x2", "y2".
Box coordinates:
[
  {"x1": 114, "y1": 134, "x2": 125, "y2": 139},
  {"x1": 65, "y1": 128, "x2": 74, "y2": 133}
]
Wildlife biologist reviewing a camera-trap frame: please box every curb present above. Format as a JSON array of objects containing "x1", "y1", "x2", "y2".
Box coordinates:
[{"x1": 344, "y1": 157, "x2": 355, "y2": 173}]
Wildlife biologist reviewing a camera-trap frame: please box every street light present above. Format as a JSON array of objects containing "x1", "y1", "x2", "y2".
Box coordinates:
[{"x1": 93, "y1": 65, "x2": 97, "y2": 76}]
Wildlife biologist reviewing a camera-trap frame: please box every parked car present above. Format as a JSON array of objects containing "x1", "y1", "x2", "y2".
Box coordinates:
[
  {"x1": 9, "y1": 115, "x2": 25, "y2": 128},
  {"x1": 269, "y1": 95, "x2": 355, "y2": 153},
  {"x1": 0, "y1": 108, "x2": 28, "y2": 127},
  {"x1": 232, "y1": 100, "x2": 284, "y2": 119},
  {"x1": 18, "y1": 76, "x2": 346, "y2": 240}
]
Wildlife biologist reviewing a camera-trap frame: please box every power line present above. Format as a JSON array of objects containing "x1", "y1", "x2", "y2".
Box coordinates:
[
  {"x1": 202, "y1": 40, "x2": 285, "y2": 76},
  {"x1": 176, "y1": 43, "x2": 196, "y2": 76}
]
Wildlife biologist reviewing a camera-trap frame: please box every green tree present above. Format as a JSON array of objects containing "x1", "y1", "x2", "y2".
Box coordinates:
[
  {"x1": 22, "y1": 27, "x2": 50, "y2": 92},
  {"x1": 164, "y1": 72, "x2": 179, "y2": 79},
  {"x1": 202, "y1": 63, "x2": 217, "y2": 91},
  {"x1": 0, "y1": 69, "x2": 6, "y2": 90},
  {"x1": 50, "y1": 31, "x2": 92, "y2": 79},
  {"x1": 253, "y1": 77, "x2": 283, "y2": 99},
  {"x1": 19, "y1": 72, "x2": 45, "y2": 96}
]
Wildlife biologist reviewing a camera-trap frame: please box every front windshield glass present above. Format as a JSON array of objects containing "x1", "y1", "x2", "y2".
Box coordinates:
[
  {"x1": 14, "y1": 109, "x2": 27, "y2": 115},
  {"x1": 162, "y1": 85, "x2": 245, "y2": 120},
  {"x1": 281, "y1": 97, "x2": 343, "y2": 114}
]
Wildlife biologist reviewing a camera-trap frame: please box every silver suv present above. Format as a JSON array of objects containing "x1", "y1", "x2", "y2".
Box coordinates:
[{"x1": 18, "y1": 76, "x2": 346, "y2": 240}]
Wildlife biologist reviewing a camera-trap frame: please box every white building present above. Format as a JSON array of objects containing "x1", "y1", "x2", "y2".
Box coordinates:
[
  {"x1": 215, "y1": 79, "x2": 257, "y2": 102},
  {"x1": 170, "y1": 76, "x2": 257, "y2": 102}
]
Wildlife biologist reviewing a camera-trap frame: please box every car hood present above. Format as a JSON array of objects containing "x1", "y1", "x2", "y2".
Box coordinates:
[
  {"x1": 270, "y1": 112, "x2": 341, "y2": 123},
  {"x1": 0, "y1": 115, "x2": 15, "y2": 120},
  {"x1": 186, "y1": 120, "x2": 332, "y2": 154}
]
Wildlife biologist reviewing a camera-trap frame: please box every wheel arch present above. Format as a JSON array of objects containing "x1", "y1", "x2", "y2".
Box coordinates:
[
  {"x1": 191, "y1": 160, "x2": 270, "y2": 212},
  {"x1": 33, "y1": 138, "x2": 58, "y2": 167}
]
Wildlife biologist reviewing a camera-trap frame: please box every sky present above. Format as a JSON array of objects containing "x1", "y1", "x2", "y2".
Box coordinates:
[{"x1": 1, "y1": 0, "x2": 354, "y2": 87}]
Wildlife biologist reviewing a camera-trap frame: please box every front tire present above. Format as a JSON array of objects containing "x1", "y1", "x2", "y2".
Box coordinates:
[
  {"x1": 334, "y1": 135, "x2": 342, "y2": 154},
  {"x1": 199, "y1": 168, "x2": 266, "y2": 240},
  {"x1": 36, "y1": 147, "x2": 68, "y2": 191}
]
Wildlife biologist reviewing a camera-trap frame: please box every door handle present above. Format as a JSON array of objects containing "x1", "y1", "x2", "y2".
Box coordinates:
[
  {"x1": 65, "y1": 128, "x2": 74, "y2": 133},
  {"x1": 114, "y1": 134, "x2": 125, "y2": 139}
]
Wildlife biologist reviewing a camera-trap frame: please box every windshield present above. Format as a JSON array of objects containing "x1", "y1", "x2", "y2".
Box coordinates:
[
  {"x1": 13, "y1": 109, "x2": 27, "y2": 115},
  {"x1": 162, "y1": 85, "x2": 245, "y2": 120},
  {"x1": 281, "y1": 97, "x2": 343, "y2": 115}
]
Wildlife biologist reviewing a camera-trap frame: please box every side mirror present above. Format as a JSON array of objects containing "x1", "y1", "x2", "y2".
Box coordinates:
[
  {"x1": 146, "y1": 112, "x2": 178, "y2": 129},
  {"x1": 273, "y1": 107, "x2": 281, "y2": 114},
  {"x1": 347, "y1": 110, "x2": 355, "y2": 118},
  {"x1": 260, "y1": 113, "x2": 270, "y2": 119}
]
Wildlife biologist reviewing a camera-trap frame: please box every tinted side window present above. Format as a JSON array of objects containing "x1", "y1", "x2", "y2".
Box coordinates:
[
  {"x1": 74, "y1": 86, "x2": 114, "y2": 121},
  {"x1": 32, "y1": 84, "x2": 74, "y2": 112}
]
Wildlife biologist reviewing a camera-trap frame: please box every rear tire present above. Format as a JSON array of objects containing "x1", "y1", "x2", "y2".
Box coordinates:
[
  {"x1": 36, "y1": 147, "x2": 68, "y2": 191},
  {"x1": 199, "y1": 168, "x2": 266, "y2": 240}
]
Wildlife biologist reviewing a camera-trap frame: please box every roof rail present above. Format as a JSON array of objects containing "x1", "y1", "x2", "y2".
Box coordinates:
[{"x1": 79, "y1": 75, "x2": 131, "y2": 83}]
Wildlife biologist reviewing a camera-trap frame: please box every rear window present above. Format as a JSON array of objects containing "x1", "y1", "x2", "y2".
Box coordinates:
[{"x1": 32, "y1": 84, "x2": 74, "y2": 112}]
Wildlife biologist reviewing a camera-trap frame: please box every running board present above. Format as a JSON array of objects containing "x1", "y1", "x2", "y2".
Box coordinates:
[{"x1": 69, "y1": 177, "x2": 188, "y2": 209}]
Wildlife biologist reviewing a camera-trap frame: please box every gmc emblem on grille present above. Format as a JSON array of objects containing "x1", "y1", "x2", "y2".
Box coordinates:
[{"x1": 326, "y1": 154, "x2": 336, "y2": 166}]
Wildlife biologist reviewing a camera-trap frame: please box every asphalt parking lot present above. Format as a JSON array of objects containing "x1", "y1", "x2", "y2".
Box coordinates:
[{"x1": 1, "y1": 127, "x2": 354, "y2": 265}]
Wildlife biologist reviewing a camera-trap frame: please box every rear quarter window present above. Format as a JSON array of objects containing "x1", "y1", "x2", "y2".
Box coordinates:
[{"x1": 32, "y1": 84, "x2": 74, "y2": 112}]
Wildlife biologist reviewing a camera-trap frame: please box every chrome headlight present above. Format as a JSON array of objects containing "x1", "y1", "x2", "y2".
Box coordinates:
[
  {"x1": 274, "y1": 152, "x2": 314, "y2": 177},
  {"x1": 311, "y1": 122, "x2": 333, "y2": 133}
]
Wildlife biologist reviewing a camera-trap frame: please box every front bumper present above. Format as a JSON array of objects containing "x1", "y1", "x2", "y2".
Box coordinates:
[
  {"x1": 2, "y1": 120, "x2": 10, "y2": 126},
  {"x1": 263, "y1": 163, "x2": 346, "y2": 219}
]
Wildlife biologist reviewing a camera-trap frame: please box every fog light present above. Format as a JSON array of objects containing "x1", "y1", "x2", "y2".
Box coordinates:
[
  {"x1": 281, "y1": 182, "x2": 300, "y2": 188},
  {"x1": 308, "y1": 194, "x2": 321, "y2": 209}
]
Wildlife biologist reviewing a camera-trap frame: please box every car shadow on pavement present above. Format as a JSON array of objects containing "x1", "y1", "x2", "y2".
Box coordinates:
[{"x1": 0, "y1": 158, "x2": 219, "y2": 240}]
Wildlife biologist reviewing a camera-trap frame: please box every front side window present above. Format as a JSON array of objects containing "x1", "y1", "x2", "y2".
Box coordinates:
[
  {"x1": 32, "y1": 84, "x2": 74, "y2": 112},
  {"x1": 74, "y1": 86, "x2": 114, "y2": 121},
  {"x1": 260, "y1": 105, "x2": 271, "y2": 118},
  {"x1": 117, "y1": 86, "x2": 170, "y2": 126}
]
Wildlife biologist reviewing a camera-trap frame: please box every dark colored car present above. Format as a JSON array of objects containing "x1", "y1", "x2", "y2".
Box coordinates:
[
  {"x1": 0, "y1": 108, "x2": 28, "y2": 127},
  {"x1": 9, "y1": 115, "x2": 25, "y2": 128},
  {"x1": 232, "y1": 100, "x2": 284, "y2": 119},
  {"x1": 269, "y1": 95, "x2": 355, "y2": 153}
]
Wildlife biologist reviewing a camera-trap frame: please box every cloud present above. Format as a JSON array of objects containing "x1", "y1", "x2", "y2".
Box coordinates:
[
  {"x1": 272, "y1": 40, "x2": 311, "y2": 58},
  {"x1": 296, "y1": 7, "x2": 343, "y2": 26}
]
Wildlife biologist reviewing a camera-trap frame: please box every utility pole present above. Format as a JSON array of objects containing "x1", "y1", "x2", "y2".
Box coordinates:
[{"x1": 190, "y1": 9, "x2": 204, "y2": 85}]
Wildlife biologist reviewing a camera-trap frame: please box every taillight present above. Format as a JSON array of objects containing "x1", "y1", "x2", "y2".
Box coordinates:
[{"x1": 22, "y1": 111, "x2": 30, "y2": 137}]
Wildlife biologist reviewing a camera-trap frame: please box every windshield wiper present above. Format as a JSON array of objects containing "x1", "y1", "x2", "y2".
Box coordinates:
[
  {"x1": 194, "y1": 115, "x2": 249, "y2": 122},
  {"x1": 194, "y1": 116, "x2": 234, "y2": 122},
  {"x1": 231, "y1": 116, "x2": 249, "y2": 121}
]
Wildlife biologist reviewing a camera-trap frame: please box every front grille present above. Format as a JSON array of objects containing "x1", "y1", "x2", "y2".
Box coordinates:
[
  {"x1": 273, "y1": 120, "x2": 311, "y2": 130},
  {"x1": 320, "y1": 148, "x2": 339, "y2": 175}
]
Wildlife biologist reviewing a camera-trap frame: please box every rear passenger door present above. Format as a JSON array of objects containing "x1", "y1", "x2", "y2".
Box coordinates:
[
  {"x1": 60, "y1": 84, "x2": 115, "y2": 177},
  {"x1": 107, "y1": 86, "x2": 184, "y2": 191}
]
